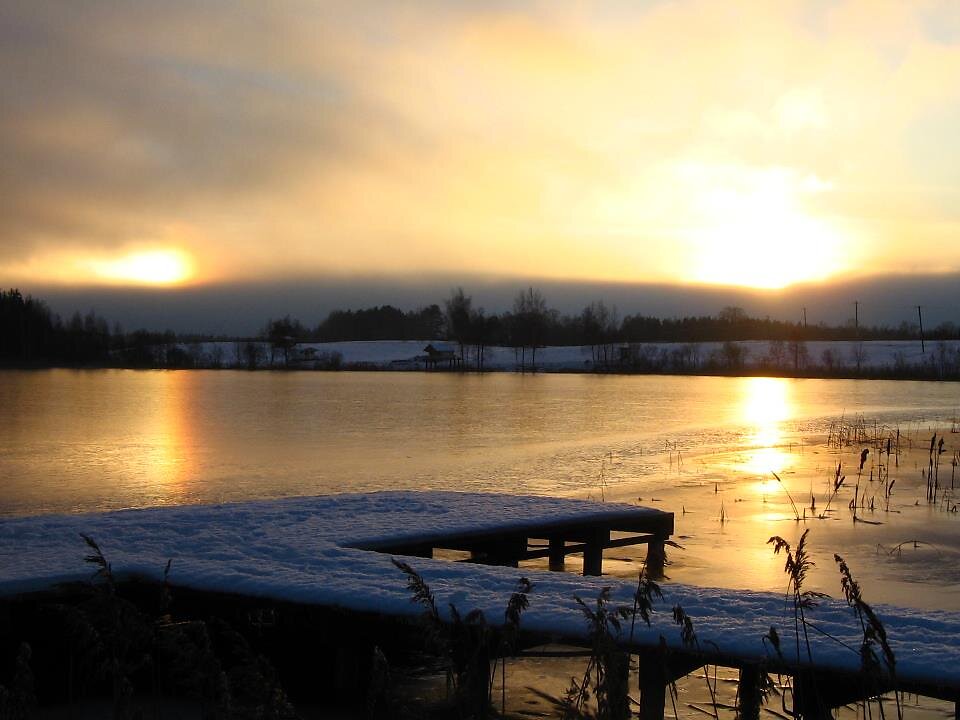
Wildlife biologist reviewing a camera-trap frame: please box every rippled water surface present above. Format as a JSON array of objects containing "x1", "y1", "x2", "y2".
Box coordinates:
[{"x1": 2, "y1": 369, "x2": 956, "y2": 516}]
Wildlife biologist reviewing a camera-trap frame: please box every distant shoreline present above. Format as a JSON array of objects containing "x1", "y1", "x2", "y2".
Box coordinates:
[{"x1": 3, "y1": 337, "x2": 960, "y2": 382}]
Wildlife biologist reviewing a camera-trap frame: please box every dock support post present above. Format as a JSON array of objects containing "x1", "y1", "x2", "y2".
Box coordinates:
[
  {"x1": 646, "y1": 533, "x2": 667, "y2": 579},
  {"x1": 609, "y1": 651, "x2": 631, "y2": 720},
  {"x1": 470, "y1": 643, "x2": 491, "y2": 719},
  {"x1": 583, "y1": 529, "x2": 609, "y2": 576},
  {"x1": 793, "y1": 673, "x2": 833, "y2": 720},
  {"x1": 738, "y1": 664, "x2": 762, "y2": 720},
  {"x1": 548, "y1": 537, "x2": 566, "y2": 571},
  {"x1": 638, "y1": 666, "x2": 666, "y2": 720},
  {"x1": 333, "y1": 644, "x2": 363, "y2": 694}
]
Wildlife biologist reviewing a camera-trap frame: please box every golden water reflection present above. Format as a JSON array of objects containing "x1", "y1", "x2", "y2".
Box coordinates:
[
  {"x1": 139, "y1": 372, "x2": 197, "y2": 502},
  {"x1": 736, "y1": 377, "x2": 795, "y2": 486}
]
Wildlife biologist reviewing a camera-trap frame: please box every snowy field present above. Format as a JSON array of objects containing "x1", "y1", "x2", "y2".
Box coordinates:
[
  {"x1": 3, "y1": 491, "x2": 960, "y2": 688},
  {"x1": 194, "y1": 338, "x2": 960, "y2": 373}
]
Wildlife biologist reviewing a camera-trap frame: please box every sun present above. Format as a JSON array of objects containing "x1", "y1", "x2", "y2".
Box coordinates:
[
  {"x1": 685, "y1": 172, "x2": 847, "y2": 289},
  {"x1": 88, "y1": 249, "x2": 195, "y2": 286},
  {"x1": 692, "y1": 212, "x2": 842, "y2": 290}
]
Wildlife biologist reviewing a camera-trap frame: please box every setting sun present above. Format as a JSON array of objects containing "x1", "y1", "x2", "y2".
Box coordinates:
[
  {"x1": 88, "y1": 249, "x2": 195, "y2": 286},
  {"x1": 686, "y1": 171, "x2": 847, "y2": 289}
]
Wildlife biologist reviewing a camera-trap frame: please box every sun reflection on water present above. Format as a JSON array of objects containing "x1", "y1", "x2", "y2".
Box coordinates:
[
  {"x1": 139, "y1": 372, "x2": 196, "y2": 502},
  {"x1": 737, "y1": 377, "x2": 795, "y2": 483}
]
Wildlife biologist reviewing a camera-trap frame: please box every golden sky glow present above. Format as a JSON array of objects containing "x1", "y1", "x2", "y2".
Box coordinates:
[
  {"x1": 2, "y1": 1, "x2": 959, "y2": 290},
  {"x1": 87, "y1": 249, "x2": 195, "y2": 286}
]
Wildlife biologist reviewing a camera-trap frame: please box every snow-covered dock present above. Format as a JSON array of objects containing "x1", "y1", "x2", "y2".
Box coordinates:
[
  {"x1": 2, "y1": 492, "x2": 960, "y2": 716},
  {"x1": 0, "y1": 492, "x2": 673, "y2": 597}
]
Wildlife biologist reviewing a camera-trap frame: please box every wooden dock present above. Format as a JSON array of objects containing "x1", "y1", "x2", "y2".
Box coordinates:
[
  {"x1": 2, "y1": 491, "x2": 959, "y2": 719},
  {"x1": 346, "y1": 503, "x2": 674, "y2": 577}
]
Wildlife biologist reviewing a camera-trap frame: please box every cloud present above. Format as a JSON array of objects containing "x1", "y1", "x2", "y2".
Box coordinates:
[
  {"x1": 1, "y1": 0, "x2": 959, "y2": 285},
  {"x1": 0, "y1": 1, "x2": 352, "y2": 254}
]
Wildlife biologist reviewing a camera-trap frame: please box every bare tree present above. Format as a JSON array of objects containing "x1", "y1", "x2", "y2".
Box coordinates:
[
  {"x1": 467, "y1": 307, "x2": 495, "y2": 371},
  {"x1": 601, "y1": 303, "x2": 619, "y2": 367},
  {"x1": 444, "y1": 288, "x2": 472, "y2": 368},
  {"x1": 850, "y1": 342, "x2": 867, "y2": 373},
  {"x1": 512, "y1": 287, "x2": 548, "y2": 371},
  {"x1": 581, "y1": 303, "x2": 601, "y2": 365},
  {"x1": 235, "y1": 340, "x2": 265, "y2": 370},
  {"x1": 764, "y1": 340, "x2": 787, "y2": 369},
  {"x1": 787, "y1": 339, "x2": 809, "y2": 371},
  {"x1": 262, "y1": 315, "x2": 304, "y2": 367},
  {"x1": 714, "y1": 341, "x2": 747, "y2": 370},
  {"x1": 820, "y1": 347, "x2": 838, "y2": 372},
  {"x1": 719, "y1": 306, "x2": 747, "y2": 324}
]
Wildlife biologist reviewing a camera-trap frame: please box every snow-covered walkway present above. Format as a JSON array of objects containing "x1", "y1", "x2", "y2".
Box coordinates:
[{"x1": 2, "y1": 492, "x2": 959, "y2": 692}]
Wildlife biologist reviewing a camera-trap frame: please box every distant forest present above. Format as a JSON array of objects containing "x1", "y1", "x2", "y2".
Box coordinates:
[{"x1": 1, "y1": 286, "x2": 957, "y2": 368}]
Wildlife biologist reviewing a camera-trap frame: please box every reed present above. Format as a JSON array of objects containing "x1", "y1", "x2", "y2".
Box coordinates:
[
  {"x1": 491, "y1": 577, "x2": 533, "y2": 714},
  {"x1": 392, "y1": 558, "x2": 534, "y2": 718},
  {"x1": 881, "y1": 437, "x2": 896, "y2": 513},
  {"x1": 768, "y1": 530, "x2": 826, "y2": 665},
  {"x1": 819, "y1": 463, "x2": 845, "y2": 518},
  {"x1": 834, "y1": 554, "x2": 902, "y2": 720},
  {"x1": 540, "y1": 566, "x2": 664, "y2": 720},
  {"x1": 926, "y1": 434, "x2": 946, "y2": 503},
  {"x1": 849, "y1": 449, "x2": 869, "y2": 522},
  {"x1": 671, "y1": 605, "x2": 721, "y2": 720},
  {"x1": 541, "y1": 588, "x2": 635, "y2": 720},
  {"x1": 628, "y1": 562, "x2": 663, "y2": 644},
  {"x1": 771, "y1": 471, "x2": 801, "y2": 521}
]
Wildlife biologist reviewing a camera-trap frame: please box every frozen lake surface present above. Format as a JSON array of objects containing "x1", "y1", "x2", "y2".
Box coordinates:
[
  {"x1": 2, "y1": 369, "x2": 956, "y2": 514},
  {"x1": 2, "y1": 369, "x2": 958, "y2": 610}
]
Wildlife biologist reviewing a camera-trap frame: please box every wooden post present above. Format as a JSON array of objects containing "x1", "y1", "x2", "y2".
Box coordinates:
[
  {"x1": 609, "y1": 651, "x2": 631, "y2": 720},
  {"x1": 738, "y1": 664, "x2": 762, "y2": 720},
  {"x1": 638, "y1": 666, "x2": 666, "y2": 720},
  {"x1": 548, "y1": 536, "x2": 566, "y2": 571},
  {"x1": 471, "y1": 642, "x2": 491, "y2": 719},
  {"x1": 793, "y1": 673, "x2": 832, "y2": 720},
  {"x1": 646, "y1": 534, "x2": 667, "y2": 579},
  {"x1": 583, "y1": 528, "x2": 609, "y2": 576},
  {"x1": 334, "y1": 644, "x2": 361, "y2": 693}
]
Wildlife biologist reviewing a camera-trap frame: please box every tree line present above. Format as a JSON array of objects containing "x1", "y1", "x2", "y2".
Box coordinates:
[
  {"x1": 0, "y1": 288, "x2": 206, "y2": 367},
  {"x1": 2, "y1": 286, "x2": 958, "y2": 369}
]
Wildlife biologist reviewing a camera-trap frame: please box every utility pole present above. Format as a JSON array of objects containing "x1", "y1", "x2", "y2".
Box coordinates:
[
  {"x1": 854, "y1": 301, "x2": 859, "y2": 338},
  {"x1": 802, "y1": 307, "x2": 807, "y2": 329},
  {"x1": 918, "y1": 305, "x2": 925, "y2": 353}
]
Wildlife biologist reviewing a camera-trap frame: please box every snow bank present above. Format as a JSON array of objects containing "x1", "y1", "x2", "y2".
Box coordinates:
[{"x1": 2, "y1": 492, "x2": 958, "y2": 688}]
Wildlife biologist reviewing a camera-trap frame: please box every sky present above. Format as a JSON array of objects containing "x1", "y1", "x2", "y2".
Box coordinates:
[{"x1": 2, "y1": 1, "x2": 959, "y2": 330}]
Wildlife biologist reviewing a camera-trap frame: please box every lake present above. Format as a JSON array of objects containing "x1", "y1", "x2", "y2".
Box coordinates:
[{"x1": 2, "y1": 369, "x2": 959, "y2": 608}]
